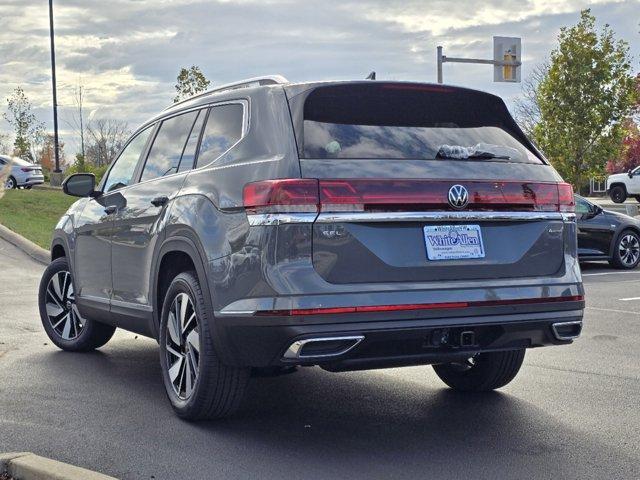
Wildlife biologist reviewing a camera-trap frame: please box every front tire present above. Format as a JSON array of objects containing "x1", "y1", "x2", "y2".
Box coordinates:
[
  {"x1": 610, "y1": 229, "x2": 640, "y2": 269},
  {"x1": 6, "y1": 176, "x2": 17, "y2": 189},
  {"x1": 610, "y1": 185, "x2": 627, "y2": 203},
  {"x1": 159, "y1": 271, "x2": 249, "y2": 420},
  {"x1": 38, "y1": 257, "x2": 116, "y2": 351},
  {"x1": 433, "y1": 349, "x2": 525, "y2": 392}
]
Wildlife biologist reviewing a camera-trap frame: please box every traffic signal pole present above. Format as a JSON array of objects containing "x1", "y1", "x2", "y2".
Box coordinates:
[{"x1": 436, "y1": 45, "x2": 521, "y2": 84}]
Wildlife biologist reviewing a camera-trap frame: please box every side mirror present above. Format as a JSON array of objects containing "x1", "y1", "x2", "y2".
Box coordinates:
[
  {"x1": 62, "y1": 173, "x2": 97, "y2": 198},
  {"x1": 628, "y1": 169, "x2": 634, "y2": 178}
]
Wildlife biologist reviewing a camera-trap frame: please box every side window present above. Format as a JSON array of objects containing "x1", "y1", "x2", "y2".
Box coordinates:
[
  {"x1": 196, "y1": 104, "x2": 244, "y2": 166},
  {"x1": 141, "y1": 110, "x2": 199, "y2": 182},
  {"x1": 575, "y1": 197, "x2": 591, "y2": 215},
  {"x1": 177, "y1": 111, "x2": 206, "y2": 173},
  {"x1": 103, "y1": 127, "x2": 153, "y2": 193}
]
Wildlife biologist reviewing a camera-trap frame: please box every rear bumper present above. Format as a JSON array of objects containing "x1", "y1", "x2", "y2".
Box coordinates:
[
  {"x1": 18, "y1": 176, "x2": 44, "y2": 186},
  {"x1": 214, "y1": 303, "x2": 584, "y2": 369}
]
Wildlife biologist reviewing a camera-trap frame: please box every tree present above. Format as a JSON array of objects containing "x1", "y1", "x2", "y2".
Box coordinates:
[
  {"x1": 63, "y1": 81, "x2": 87, "y2": 160},
  {"x1": 85, "y1": 118, "x2": 130, "y2": 167},
  {"x1": 514, "y1": 63, "x2": 548, "y2": 140},
  {"x1": 533, "y1": 10, "x2": 638, "y2": 191},
  {"x1": 3, "y1": 87, "x2": 46, "y2": 162},
  {"x1": 606, "y1": 120, "x2": 640, "y2": 173},
  {"x1": 38, "y1": 134, "x2": 65, "y2": 172},
  {"x1": 173, "y1": 66, "x2": 210, "y2": 103},
  {"x1": 0, "y1": 133, "x2": 11, "y2": 155}
]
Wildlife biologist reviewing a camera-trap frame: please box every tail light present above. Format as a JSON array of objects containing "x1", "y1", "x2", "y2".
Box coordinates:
[
  {"x1": 243, "y1": 179, "x2": 575, "y2": 213},
  {"x1": 20, "y1": 167, "x2": 32, "y2": 172}
]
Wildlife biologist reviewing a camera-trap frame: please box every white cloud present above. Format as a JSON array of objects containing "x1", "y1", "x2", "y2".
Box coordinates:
[{"x1": 0, "y1": 0, "x2": 638, "y2": 157}]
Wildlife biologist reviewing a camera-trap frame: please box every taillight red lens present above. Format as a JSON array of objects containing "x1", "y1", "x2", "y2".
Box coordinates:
[
  {"x1": 243, "y1": 179, "x2": 319, "y2": 213},
  {"x1": 243, "y1": 179, "x2": 575, "y2": 213},
  {"x1": 557, "y1": 183, "x2": 575, "y2": 212}
]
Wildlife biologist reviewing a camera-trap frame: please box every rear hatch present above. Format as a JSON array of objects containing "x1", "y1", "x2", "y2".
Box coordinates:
[{"x1": 283, "y1": 82, "x2": 574, "y2": 284}]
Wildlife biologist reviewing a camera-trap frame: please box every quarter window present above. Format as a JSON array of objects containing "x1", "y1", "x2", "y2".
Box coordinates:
[
  {"x1": 103, "y1": 127, "x2": 153, "y2": 193},
  {"x1": 141, "y1": 110, "x2": 199, "y2": 182},
  {"x1": 197, "y1": 104, "x2": 243, "y2": 166}
]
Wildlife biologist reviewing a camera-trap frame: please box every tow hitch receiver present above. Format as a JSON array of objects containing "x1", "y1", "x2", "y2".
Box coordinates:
[{"x1": 424, "y1": 328, "x2": 477, "y2": 349}]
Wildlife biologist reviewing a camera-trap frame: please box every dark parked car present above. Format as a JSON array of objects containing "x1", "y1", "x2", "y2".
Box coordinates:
[
  {"x1": 576, "y1": 195, "x2": 640, "y2": 269},
  {"x1": 38, "y1": 77, "x2": 585, "y2": 420}
]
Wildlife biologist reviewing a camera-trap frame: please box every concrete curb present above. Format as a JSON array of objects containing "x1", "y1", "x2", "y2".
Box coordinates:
[
  {"x1": 0, "y1": 452, "x2": 117, "y2": 480},
  {"x1": 0, "y1": 223, "x2": 49, "y2": 265}
]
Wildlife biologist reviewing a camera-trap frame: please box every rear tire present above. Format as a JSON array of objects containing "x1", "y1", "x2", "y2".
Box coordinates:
[
  {"x1": 609, "y1": 229, "x2": 640, "y2": 269},
  {"x1": 159, "y1": 271, "x2": 250, "y2": 420},
  {"x1": 433, "y1": 349, "x2": 525, "y2": 392},
  {"x1": 38, "y1": 257, "x2": 116, "y2": 351},
  {"x1": 610, "y1": 185, "x2": 626, "y2": 203}
]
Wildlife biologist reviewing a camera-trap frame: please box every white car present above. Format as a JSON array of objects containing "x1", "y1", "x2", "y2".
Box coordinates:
[
  {"x1": 0, "y1": 155, "x2": 45, "y2": 189},
  {"x1": 607, "y1": 166, "x2": 640, "y2": 203}
]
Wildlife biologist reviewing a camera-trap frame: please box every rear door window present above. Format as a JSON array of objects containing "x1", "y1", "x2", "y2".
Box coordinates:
[
  {"x1": 141, "y1": 110, "x2": 199, "y2": 182},
  {"x1": 196, "y1": 103, "x2": 244, "y2": 166},
  {"x1": 178, "y1": 111, "x2": 206, "y2": 173}
]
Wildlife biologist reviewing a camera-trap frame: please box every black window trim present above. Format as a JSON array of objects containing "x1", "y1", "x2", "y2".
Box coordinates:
[
  {"x1": 136, "y1": 108, "x2": 201, "y2": 184},
  {"x1": 98, "y1": 124, "x2": 155, "y2": 194}
]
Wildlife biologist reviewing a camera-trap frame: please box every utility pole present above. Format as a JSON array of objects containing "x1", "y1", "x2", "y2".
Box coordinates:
[{"x1": 48, "y1": 0, "x2": 61, "y2": 174}]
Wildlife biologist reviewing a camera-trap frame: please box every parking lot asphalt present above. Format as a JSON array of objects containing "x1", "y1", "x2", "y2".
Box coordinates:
[{"x1": 0, "y1": 237, "x2": 639, "y2": 480}]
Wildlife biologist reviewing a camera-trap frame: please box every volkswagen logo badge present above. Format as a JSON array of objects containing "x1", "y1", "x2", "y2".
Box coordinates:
[{"x1": 448, "y1": 184, "x2": 469, "y2": 209}]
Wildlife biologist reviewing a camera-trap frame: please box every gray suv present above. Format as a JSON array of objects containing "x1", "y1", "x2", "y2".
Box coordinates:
[{"x1": 38, "y1": 76, "x2": 584, "y2": 420}]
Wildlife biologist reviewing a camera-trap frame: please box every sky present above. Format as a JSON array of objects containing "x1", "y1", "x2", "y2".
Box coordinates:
[{"x1": 0, "y1": 0, "x2": 638, "y2": 159}]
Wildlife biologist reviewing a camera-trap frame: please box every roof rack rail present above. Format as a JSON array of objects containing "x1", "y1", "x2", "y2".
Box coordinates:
[{"x1": 165, "y1": 75, "x2": 289, "y2": 111}]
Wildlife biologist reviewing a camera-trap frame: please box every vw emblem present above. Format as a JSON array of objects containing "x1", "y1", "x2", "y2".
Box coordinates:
[{"x1": 448, "y1": 184, "x2": 469, "y2": 209}]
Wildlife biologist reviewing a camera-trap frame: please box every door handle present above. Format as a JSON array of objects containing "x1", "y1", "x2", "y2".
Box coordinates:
[
  {"x1": 151, "y1": 196, "x2": 169, "y2": 207},
  {"x1": 104, "y1": 205, "x2": 117, "y2": 215}
]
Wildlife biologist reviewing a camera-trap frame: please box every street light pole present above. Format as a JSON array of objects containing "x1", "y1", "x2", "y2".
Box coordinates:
[{"x1": 48, "y1": 0, "x2": 61, "y2": 173}]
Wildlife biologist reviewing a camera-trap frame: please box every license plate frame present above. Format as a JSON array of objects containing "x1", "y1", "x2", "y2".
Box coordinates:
[{"x1": 423, "y1": 224, "x2": 485, "y2": 261}]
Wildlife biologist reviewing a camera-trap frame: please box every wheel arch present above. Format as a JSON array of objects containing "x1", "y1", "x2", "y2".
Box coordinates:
[
  {"x1": 609, "y1": 182, "x2": 627, "y2": 194},
  {"x1": 609, "y1": 224, "x2": 640, "y2": 260},
  {"x1": 150, "y1": 235, "x2": 213, "y2": 340}
]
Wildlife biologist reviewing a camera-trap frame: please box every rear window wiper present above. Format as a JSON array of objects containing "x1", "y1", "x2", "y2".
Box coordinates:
[{"x1": 436, "y1": 145, "x2": 511, "y2": 161}]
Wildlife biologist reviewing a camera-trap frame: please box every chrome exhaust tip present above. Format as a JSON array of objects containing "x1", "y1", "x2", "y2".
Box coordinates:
[
  {"x1": 551, "y1": 321, "x2": 582, "y2": 341},
  {"x1": 283, "y1": 336, "x2": 364, "y2": 360}
]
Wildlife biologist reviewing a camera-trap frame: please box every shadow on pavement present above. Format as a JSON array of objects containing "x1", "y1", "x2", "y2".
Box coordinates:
[{"x1": 11, "y1": 341, "x2": 632, "y2": 479}]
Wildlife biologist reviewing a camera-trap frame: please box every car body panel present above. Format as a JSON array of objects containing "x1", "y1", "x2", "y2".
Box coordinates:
[
  {"x1": 49, "y1": 80, "x2": 584, "y2": 368},
  {"x1": 0, "y1": 156, "x2": 45, "y2": 187},
  {"x1": 576, "y1": 195, "x2": 640, "y2": 261}
]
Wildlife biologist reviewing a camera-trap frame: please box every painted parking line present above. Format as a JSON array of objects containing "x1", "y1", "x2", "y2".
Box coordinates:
[
  {"x1": 587, "y1": 306, "x2": 640, "y2": 316},
  {"x1": 582, "y1": 271, "x2": 640, "y2": 277},
  {"x1": 619, "y1": 297, "x2": 640, "y2": 301}
]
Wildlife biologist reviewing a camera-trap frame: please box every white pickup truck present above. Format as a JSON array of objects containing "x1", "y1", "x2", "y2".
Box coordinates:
[{"x1": 607, "y1": 166, "x2": 640, "y2": 203}]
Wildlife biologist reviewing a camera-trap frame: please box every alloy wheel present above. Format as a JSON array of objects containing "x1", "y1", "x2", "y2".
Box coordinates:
[
  {"x1": 619, "y1": 234, "x2": 640, "y2": 266},
  {"x1": 165, "y1": 292, "x2": 200, "y2": 399},
  {"x1": 45, "y1": 271, "x2": 84, "y2": 340},
  {"x1": 5, "y1": 177, "x2": 15, "y2": 189}
]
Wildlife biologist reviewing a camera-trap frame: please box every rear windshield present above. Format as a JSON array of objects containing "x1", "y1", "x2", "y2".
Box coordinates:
[{"x1": 295, "y1": 84, "x2": 542, "y2": 164}]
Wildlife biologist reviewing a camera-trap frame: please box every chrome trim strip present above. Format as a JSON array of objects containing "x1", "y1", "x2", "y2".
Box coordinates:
[
  {"x1": 551, "y1": 320, "x2": 583, "y2": 341},
  {"x1": 315, "y1": 211, "x2": 566, "y2": 223},
  {"x1": 247, "y1": 213, "x2": 318, "y2": 226},
  {"x1": 283, "y1": 336, "x2": 365, "y2": 360}
]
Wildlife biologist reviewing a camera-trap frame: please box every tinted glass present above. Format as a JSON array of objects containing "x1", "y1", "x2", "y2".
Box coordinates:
[
  {"x1": 304, "y1": 122, "x2": 540, "y2": 163},
  {"x1": 575, "y1": 196, "x2": 591, "y2": 215},
  {"x1": 299, "y1": 84, "x2": 542, "y2": 164},
  {"x1": 197, "y1": 104, "x2": 243, "y2": 165},
  {"x1": 103, "y1": 127, "x2": 152, "y2": 193},
  {"x1": 141, "y1": 110, "x2": 199, "y2": 182},
  {"x1": 178, "y1": 111, "x2": 206, "y2": 173}
]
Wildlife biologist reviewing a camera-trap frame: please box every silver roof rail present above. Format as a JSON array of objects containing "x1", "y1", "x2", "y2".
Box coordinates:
[{"x1": 165, "y1": 75, "x2": 289, "y2": 111}]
